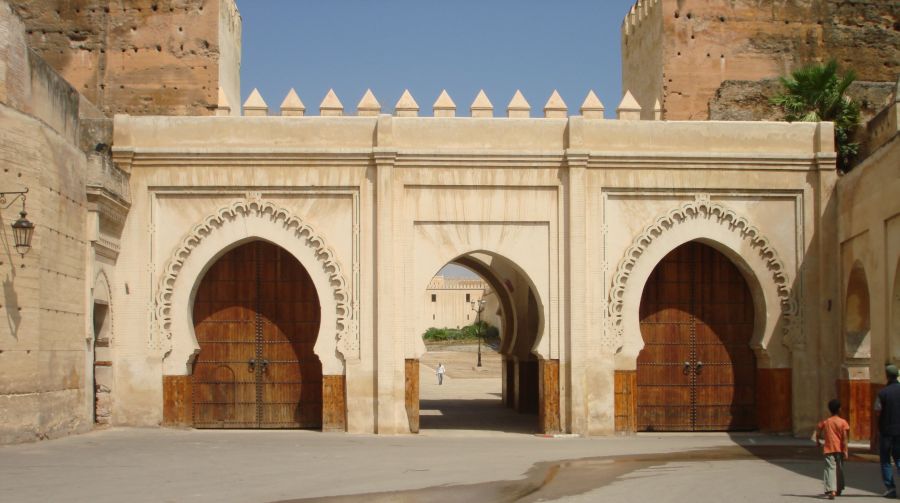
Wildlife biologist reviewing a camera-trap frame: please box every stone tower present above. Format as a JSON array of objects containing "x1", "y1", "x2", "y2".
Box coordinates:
[
  {"x1": 622, "y1": 0, "x2": 900, "y2": 120},
  {"x1": 8, "y1": 0, "x2": 241, "y2": 116}
]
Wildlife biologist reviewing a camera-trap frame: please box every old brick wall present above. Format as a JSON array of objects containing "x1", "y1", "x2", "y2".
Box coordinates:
[
  {"x1": 622, "y1": 0, "x2": 900, "y2": 120},
  {"x1": 8, "y1": 0, "x2": 241, "y2": 117}
]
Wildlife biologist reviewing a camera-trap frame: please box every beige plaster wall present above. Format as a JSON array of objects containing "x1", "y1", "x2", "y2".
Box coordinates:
[
  {"x1": 0, "y1": 0, "x2": 92, "y2": 442},
  {"x1": 837, "y1": 111, "x2": 900, "y2": 387}
]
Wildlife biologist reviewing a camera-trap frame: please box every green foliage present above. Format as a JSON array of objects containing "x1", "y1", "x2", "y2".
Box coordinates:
[
  {"x1": 771, "y1": 59, "x2": 860, "y2": 171},
  {"x1": 422, "y1": 321, "x2": 498, "y2": 342}
]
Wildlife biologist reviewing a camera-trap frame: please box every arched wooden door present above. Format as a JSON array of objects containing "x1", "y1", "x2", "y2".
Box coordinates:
[
  {"x1": 191, "y1": 240, "x2": 323, "y2": 428},
  {"x1": 636, "y1": 241, "x2": 756, "y2": 431}
]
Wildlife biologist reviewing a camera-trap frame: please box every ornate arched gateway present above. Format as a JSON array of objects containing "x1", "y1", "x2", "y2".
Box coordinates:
[
  {"x1": 636, "y1": 241, "x2": 757, "y2": 431},
  {"x1": 158, "y1": 199, "x2": 353, "y2": 431},
  {"x1": 191, "y1": 240, "x2": 323, "y2": 428},
  {"x1": 611, "y1": 200, "x2": 799, "y2": 434}
]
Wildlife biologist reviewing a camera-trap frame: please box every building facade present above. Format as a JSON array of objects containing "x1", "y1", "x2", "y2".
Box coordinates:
[
  {"x1": 109, "y1": 101, "x2": 836, "y2": 435},
  {"x1": 423, "y1": 276, "x2": 501, "y2": 331},
  {"x1": 1, "y1": 0, "x2": 898, "y2": 442}
]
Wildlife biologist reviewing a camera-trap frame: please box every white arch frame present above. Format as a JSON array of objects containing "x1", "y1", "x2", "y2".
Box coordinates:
[
  {"x1": 154, "y1": 198, "x2": 355, "y2": 376},
  {"x1": 608, "y1": 200, "x2": 800, "y2": 368}
]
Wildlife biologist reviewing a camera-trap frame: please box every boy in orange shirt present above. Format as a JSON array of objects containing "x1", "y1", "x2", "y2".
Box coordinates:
[{"x1": 817, "y1": 398, "x2": 850, "y2": 499}]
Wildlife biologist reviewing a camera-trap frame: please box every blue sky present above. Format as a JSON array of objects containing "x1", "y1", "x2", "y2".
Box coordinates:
[{"x1": 237, "y1": 0, "x2": 638, "y2": 118}]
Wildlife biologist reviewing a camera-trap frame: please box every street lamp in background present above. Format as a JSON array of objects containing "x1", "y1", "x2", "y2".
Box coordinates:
[{"x1": 470, "y1": 298, "x2": 486, "y2": 367}]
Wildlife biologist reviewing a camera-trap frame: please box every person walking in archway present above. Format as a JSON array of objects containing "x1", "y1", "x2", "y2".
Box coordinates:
[
  {"x1": 875, "y1": 364, "x2": 900, "y2": 498},
  {"x1": 436, "y1": 363, "x2": 446, "y2": 385}
]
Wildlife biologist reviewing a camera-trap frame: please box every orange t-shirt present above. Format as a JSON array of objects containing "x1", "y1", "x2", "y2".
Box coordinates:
[{"x1": 818, "y1": 415, "x2": 850, "y2": 454}]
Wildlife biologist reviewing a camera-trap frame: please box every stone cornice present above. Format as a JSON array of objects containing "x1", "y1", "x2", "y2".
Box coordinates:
[
  {"x1": 86, "y1": 185, "x2": 131, "y2": 228},
  {"x1": 109, "y1": 148, "x2": 821, "y2": 171}
]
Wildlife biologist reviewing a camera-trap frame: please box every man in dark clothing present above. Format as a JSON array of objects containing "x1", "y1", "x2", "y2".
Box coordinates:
[{"x1": 876, "y1": 364, "x2": 900, "y2": 498}]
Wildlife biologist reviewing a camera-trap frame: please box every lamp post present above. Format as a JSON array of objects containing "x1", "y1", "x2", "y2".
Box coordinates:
[
  {"x1": 470, "y1": 298, "x2": 486, "y2": 367},
  {"x1": 0, "y1": 188, "x2": 34, "y2": 257}
]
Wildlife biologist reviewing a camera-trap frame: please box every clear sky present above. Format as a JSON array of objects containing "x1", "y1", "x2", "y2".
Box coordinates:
[{"x1": 236, "y1": 0, "x2": 638, "y2": 118}]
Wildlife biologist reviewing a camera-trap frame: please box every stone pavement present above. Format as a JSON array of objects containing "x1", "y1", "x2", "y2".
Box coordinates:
[
  {"x1": 0, "y1": 350, "x2": 889, "y2": 502},
  {"x1": 0, "y1": 428, "x2": 887, "y2": 502}
]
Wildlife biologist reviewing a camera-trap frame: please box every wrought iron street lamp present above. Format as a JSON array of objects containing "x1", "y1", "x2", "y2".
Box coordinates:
[
  {"x1": 0, "y1": 188, "x2": 34, "y2": 257},
  {"x1": 470, "y1": 298, "x2": 486, "y2": 367}
]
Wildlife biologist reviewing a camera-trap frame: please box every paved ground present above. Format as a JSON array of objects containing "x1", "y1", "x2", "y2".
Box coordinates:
[{"x1": 0, "y1": 347, "x2": 890, "y2": 502}]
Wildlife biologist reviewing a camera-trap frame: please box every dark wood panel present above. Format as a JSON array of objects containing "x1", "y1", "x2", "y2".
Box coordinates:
[
  {"x1": 163, "y1": 375, "x2": 192, "y2": 426},
  {"x1": 756, "y1": 368, "x2": 792, "y2": 432},
  {"x1": 837, "y1": 378, "x2": 872, "y2": 441},
  {"x1": 539, "y1": 359, "x2": 560, "y2": 434},
  {"x1": 615, "y1": 370, "x2": 637, "y2": 433},
  {"x1": 405, "y1": 359, "x2": 419, "y2": 433},
  {"x1": 322, "y1": 375, "x2": 347, "y2": 432},
  {"x1": 637, "y1": 241, "x2": 757, "y2": 432},
  {"x1": 189, "y1": 241, "x2": 323, "y2": 429}
]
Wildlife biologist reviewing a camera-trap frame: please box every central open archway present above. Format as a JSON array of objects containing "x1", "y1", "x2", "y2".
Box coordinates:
[{"x1": 407, "y1": 251, "x2": 554, "y2": 434}]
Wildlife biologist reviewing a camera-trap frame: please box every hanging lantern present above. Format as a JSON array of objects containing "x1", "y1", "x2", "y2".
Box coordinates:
[{"x1": 11, "y1": 210, "x2": 34, "y2": 257}]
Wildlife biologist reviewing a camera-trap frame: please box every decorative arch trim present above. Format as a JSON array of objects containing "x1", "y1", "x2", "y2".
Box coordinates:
[
  {"x1": 607, "y1": 199, "x2": 801, "y2": 350},
  {"x1": 154, "y1": 197, "x2": 358, "y2": 360}
]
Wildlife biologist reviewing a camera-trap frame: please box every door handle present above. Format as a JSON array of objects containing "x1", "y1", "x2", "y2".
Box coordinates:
[
  {"x1": 695, "y1": 361, "x2": 704, "y2": 375},
  {"x1": 248, "y1": 358, "x2": 269, "y2": 373},
  {"x1": 683, "y1": 361, "x2": 691, "y2": 375}
]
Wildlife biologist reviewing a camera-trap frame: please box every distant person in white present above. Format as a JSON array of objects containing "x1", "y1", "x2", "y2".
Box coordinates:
[{"x1": 436, "y1": 363, "x2": 446, "y2": 385}]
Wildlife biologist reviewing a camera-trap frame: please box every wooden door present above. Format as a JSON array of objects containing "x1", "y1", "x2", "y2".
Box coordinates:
[
  {"x1": 191, "y1": 241, "x2": 322, "y2": 428},
  {"x1": 636, "y1": 241, "x2": 756, "y2": 431}
]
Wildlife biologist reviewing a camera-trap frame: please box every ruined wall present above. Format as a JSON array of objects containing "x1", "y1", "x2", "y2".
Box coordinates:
[
  {"x1": 0, "y1": 0, "x2": 90, "y2": 442},
  {"x1": 709, "y1": 79, "x2": 896, "y2": 123},
  {"x1": 622, "y1": 0, "x2": 900, "y2": 120},
  {"x1": 8, "y1": 0, "x2": 241, "y2": 116}
]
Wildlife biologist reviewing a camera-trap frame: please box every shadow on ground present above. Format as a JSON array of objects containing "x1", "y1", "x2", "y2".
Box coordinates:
[
  {"x1": 419, "y1": 398, "x2": 536, "y2": 433},
  {"x1": 734, "y1": 439, "x2": 884, "y2": 499},
  {"x1": 272, "y1": 441, "x2": 885, "y2": 503}
]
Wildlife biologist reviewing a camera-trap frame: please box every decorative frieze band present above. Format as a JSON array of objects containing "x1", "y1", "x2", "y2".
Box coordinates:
[
  {"x1": 606, "y1": 199, "x2": 801, "y2": 350},
  {"x1": 153, "y1": 197, "x2": 358, "y2": 359}
]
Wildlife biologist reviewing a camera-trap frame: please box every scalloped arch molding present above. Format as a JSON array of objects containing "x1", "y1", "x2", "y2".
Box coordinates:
[
  {"x1": 154, "y1": 198, "x2": 357, "y2": 373},
  {"x1": 607, "y1": 199, "x2": 801, "y2": 351}
]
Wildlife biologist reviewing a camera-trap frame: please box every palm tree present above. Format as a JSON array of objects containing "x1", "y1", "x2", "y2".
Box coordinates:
[{"x1": 772, "y1": 59, "x2": 860, "y2": 172}]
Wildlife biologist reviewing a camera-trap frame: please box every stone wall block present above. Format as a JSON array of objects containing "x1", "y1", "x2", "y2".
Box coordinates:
[
  {"x1": 470, "y1": 89, "x2": 493, "y2": 117},
  {"x1": 580, "y1": 90, "x2": 605, "y2": 119},
  {"x1": 432, "y1": 89, "x2": 456, "y2": 117},
  {"x1": 356, "y1": 89, "x2": 380, "y2": 116},
  {"x1": 242, "y1": 88, "x2": 268, "y2": 116},
  {"x1": 616, "y1": 90, "x2": 642, "y2": 120},
  {"x1": 507, "y1": 90, "x2": 530, "y2": 118},
  {"x1": 394, "y1": 89, "x2": 419, "y2": 117},
  {"x1": 319, "y1": 88, "x2": 344, "y2": 116}
]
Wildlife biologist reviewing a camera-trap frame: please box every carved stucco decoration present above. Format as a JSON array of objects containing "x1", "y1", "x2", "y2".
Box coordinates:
[
  {"x1": 153, "y1": 198, "x2": 358, "y2": 360},
  {"x1": 606, "y1": 199, "x2": 801, "y2": 351}
]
